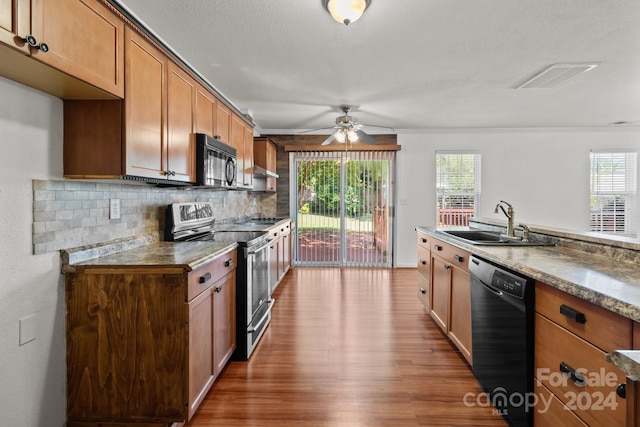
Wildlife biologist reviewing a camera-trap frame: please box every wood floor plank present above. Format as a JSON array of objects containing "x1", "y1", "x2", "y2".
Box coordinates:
[{"x1": 187, "y1": 268, "x2": 508, "y2": 426}]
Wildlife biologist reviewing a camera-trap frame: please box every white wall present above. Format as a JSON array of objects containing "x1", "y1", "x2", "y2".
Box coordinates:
[
  {"x1": 0, "y1": 77, "x2": 66, "y2": 426},
  {"x1": 395, "y1": 129, "x2": 640, "y2": 266}
]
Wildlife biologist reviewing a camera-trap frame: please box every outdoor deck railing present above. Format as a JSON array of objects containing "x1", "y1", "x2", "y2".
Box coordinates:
[{"x1": 437, "y1": 208, "x2": 475, "y2": 227}]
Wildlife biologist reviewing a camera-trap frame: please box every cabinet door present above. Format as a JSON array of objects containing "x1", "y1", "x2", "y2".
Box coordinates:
[
  {"x1": 167, "y1": 63, "x2": 196, "y2": 182},
  {"x1": 213, "y1": 271, "x2": 236, "y2": 377},
  {"x1": 188, "y1": 286, "x2": 215, "y2": 421},
  {"x1": 31, "y1": 0, "x2": 124, "y2": 97},
  {"x1": 124, "y1": 29, "x2": 167, "y2": 179},
  {"x1": 196, "y1": 85, "x2": 216, "y2": 137},
  {"x1": 266, "y1": 141, "x2": 276, "y2": 191},
  {"x1": 243, "y1": 123, "x2": 254, "y2": 187},
  {"x1": 431, "y1": 255, "x2": 450, "y2": 332},
  {"x1": 283, "y1": 231, "x2": 291, "y2": 273},
  {"x1": 0, "y1": 0, "x2": 29, "y2": 53},
  {"x1": 231, "y1": 114, "x2": 247, "y2": 187},
  {"x1": 215, "y1": 101, "x2": 231, "y2": 144},
  {"x1": 269, "y1": 239, "x2": 279, "y2": 294},
  {"x1": 449, "y1": 266, "x2": 472, "y2": 363}
]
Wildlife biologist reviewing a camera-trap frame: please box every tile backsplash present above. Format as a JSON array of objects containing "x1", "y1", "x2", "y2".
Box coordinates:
[{"x1": 32, "y1": 180, "x2": 276, "y2": 255}]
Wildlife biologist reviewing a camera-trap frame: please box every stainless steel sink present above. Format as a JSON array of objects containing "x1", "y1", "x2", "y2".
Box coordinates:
[{"x1": 438, "y1": 229, "x2": 554, "y2": 246}]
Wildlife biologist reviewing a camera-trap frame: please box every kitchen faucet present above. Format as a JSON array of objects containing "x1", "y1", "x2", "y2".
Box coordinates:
[{"x1": 494, "y1": 200, "x2": 515, "y2": 237}]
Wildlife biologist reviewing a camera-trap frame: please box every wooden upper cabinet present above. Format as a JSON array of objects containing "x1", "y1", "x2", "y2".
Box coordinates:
[
  {"x1": 195, "y1": 85, "x2": 216, "y2": 137},
  {"x1": 243, "y1": 123, "x2": 254, "y2": 188},
  {"x1": 166, "y1": 63, "x2": 196, "y2": 182},
  {"x1": 230, "y1": 118, "x2": 255, "y2": 188},
  {"x1": 31, "y1": 0, "x2": 124, "y2": 97},
  {"x1": 254, "y1": 137, "x2": 277, "y2": 192},
  {"x1": 215, "y1": 102, "x2": 231, "y2": 145},
  {"x1": 0, "y1": 0, "x2": 30, "y2": 53},
  {"x1": 124, "y1": 28, "x2": 167, "y2": 180}
]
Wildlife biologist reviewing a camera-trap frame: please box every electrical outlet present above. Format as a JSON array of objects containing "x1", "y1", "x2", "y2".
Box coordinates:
[{"x1": 109, "y1": 198, "x2": 121, "y2": 219}]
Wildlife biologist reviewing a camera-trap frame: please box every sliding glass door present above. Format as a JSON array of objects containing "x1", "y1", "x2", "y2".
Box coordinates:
[{"x1": 292, "y1": 150, "x2": 394, "y2": 267}]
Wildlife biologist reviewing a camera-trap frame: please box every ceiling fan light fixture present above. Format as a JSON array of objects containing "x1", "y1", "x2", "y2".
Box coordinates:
[
  {"x1": 323, "y1": 0, "x2": 371, "y2": 25},
  {"x1": 335, "y1": 130, "x2": 347, "y2": 143}
]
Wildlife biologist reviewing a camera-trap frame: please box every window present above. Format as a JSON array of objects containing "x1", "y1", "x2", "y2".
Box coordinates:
[
  {"x1": 590, "y1": 150, "x2": 637, "y2": 236},
  {"x1": 436, "y1": 151, "x2": 481, "y2": 227}
]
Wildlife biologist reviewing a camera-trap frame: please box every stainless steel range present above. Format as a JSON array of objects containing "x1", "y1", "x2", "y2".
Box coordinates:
[{"x1": 164, "y1": 202, "x2": 274, "y2": 360}]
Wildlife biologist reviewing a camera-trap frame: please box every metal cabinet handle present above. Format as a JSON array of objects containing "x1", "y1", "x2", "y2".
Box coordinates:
[
  {"x1": 199, "y1": 272, "x2": 211, "y2": 284},
  {"x1": 214, "y1": 286, "x2": 223, "y2": 293},
  {"x1": 617, "y1": 383, "x2": 626, "y2": 399},
  {"x1": 37, "y1": 42, "x2": 49, "y2": 52},
  {"x1": 225, "y1": 258, "x2": 234, "y2": 267},
  {"x1": 420, "y1": 238, "x2": 427, "y2": 243},
  {"x1": 419, "y1": 288, "x2": 426, "y2": 294},
  {"x1": 454, "y1": 254, "x2": 464, "y2": 262},
  {"x1": 434, "y1": 244, "x2": 443, "y2": 251},
  {"x1": 22, "y1": 34, "x2": 38, "y2": 47},
  {"x1": 444, "y1": 264, "x2": 451, "y2": 270},
  {"x1": 420, "y1": 259, "x2": 427, "y2": 265},
  {"x1": 560, "y1": 304, "x2": 586, "y2": 324},
  {"x1": 560, "y1": 361, "x2": 585, "y2": 385}
]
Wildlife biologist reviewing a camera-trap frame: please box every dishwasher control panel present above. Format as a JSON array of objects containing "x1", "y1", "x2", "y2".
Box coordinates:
[{"x1": 492, "y1": 270, "x2": 526, "y2": 298}]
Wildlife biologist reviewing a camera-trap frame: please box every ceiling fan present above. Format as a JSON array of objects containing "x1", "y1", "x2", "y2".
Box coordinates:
[{"x1": 303, "y1": 105, "x2": 395, "y2": 146}]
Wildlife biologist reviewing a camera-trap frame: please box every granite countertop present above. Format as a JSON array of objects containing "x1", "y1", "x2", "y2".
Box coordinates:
[
  {"x1": 416, "y1": 226, "x2": 640, "y2": 322},
  {"x1": 416, "y1": 225, "x2": 640, "y2": 378},
  {"x1": 62, "y1": 238, "x2": 238, "y2": 273}
]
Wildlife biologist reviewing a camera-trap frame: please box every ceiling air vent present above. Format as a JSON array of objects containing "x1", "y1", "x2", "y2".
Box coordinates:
[{"x1": 516, "y1": 64, "x2": 598, "y2": 89}]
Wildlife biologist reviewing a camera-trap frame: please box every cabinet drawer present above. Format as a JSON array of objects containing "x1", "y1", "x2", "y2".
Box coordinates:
[
  {"x1": 536, "y1": 281, "x2": 632, "y2": 353},
  {"x1": 417, "y1": 272, "x2": 430, "y2": 310},
  {"x1": 417, "y1": 232, "x2": 430, "y2": 250},
  {"x1": 187, "y1": 249, "x2": 237, "y2": 301},
  {"x1": 535, "y1": 314, "x2": 627, "y2": 427},
  {"x1": 431, "y1": 237, "x2": 469, "y2": 272},
  {"x1": 534, "y1": 379, "x2": 587, "y2": 427},
  {"x1": 417, "y1": 245, "x2": 431, "y2": 278}
]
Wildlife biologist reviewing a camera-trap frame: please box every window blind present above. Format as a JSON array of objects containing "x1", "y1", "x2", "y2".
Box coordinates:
[
  {"x1": 436, "y1": 151, "x2": 481, "y2": 227},
  {"x1": 590, "y1": 150, "x2": 637, "y2": 236}
]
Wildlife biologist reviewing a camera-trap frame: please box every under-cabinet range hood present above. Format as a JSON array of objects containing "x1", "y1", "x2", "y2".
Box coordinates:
[{"x1": 253, "y1": 165, "x2": 279, "y2": 179}]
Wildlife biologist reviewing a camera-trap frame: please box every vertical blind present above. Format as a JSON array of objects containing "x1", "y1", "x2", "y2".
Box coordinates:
[
  {"x1": 590, "y1": 150, "x2": 637, "y2": 236},
  {"x1": 435, "y1": 151, "x2": 481, "y2": 227},
  {"x1": 293, "y1": 150, "x2": 395, "y2": 267}
]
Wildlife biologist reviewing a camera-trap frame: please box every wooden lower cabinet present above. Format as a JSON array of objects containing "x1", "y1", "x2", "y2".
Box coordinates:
[
  {"x1": 535, "y1": 379, "x2": 588, "y2": 427},
  {"x1": 534, "y1": 282, "x2": 630, "y2": 426},
  {"x1": 416, "y1": 232, "x2": 431, "y2": 311},
  {"x1": 65, "y1": 247, "x2": 237, "y2": 425},
  {"x1": 428, "y1": 236, "x2": 472, "y2": 364}
]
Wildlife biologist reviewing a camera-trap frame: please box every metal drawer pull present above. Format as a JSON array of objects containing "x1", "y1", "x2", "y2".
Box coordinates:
[
  {"x1": 560, "y1": 304, "x2": 587, "y2": 324},
  {"x1": 454, "y1": 254, "x2": 464, "y2": 262},
  {"x1": 420, "y1": 238, "x2": 427, "y2": 243},
  {"x1": 225, "y1": 258, "x2": 234, "y2": 267},
  {"x1": 560, "y1": 361, "x2": 586, "y2": 386},
  {"x1": 199, "y1": 272, "x2": 211, "y2": 284},
  {"x1": 617, "y1": 383, "x2": 626, "y2": 399},
  {"x1": 419, "y1": 288, "x2": 426, "y2": 295},
  {"x1": 214, "y1": 285, "x2": 223, "y2": 293},
  {"x1": 434, "y1": 244, "x2": 443, "y2": 251}
]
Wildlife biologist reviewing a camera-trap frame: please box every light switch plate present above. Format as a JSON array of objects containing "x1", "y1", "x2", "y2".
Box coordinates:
[
  {"x1": 19, "y1": 314, "x2": 38, "y2": 346},
  {"x1": 109, "y1": 198, "x2": 121, "y2": 219}
]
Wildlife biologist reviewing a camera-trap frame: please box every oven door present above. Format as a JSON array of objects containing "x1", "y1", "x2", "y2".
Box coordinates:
[{"x1": 246, "y1": 240, "x2": 271, "y2": 324}]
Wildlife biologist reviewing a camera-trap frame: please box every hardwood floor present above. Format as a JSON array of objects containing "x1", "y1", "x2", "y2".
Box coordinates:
[{"x1": 188, "y1": 268, "x2": 508, "y2": 426}]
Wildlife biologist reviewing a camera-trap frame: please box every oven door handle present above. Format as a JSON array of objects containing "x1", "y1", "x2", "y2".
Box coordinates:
[
  {"x1": 248, "y1": 299, "x2": 274, "y2": 333},
  {"x1": 247, "y1": 240, "x2": 272, "y2": 255}
]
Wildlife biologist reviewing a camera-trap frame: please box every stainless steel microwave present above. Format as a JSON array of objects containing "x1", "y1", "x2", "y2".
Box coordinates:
[{"x1": 195, "y1": 133, "x2": 237, "y2": 188}]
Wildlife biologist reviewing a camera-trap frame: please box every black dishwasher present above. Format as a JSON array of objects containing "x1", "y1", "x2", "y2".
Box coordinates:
[{"x1": 469, "y1": 255, "x2": 535, "y2": 427}]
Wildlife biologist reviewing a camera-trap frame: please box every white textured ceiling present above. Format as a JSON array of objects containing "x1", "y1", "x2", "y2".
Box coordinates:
[{"x1": 115, "y1": 0, "x2": 640, "y2": 133}]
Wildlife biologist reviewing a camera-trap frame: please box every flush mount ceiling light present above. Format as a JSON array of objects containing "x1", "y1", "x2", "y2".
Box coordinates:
[{"x1": 322, "y1": 0, "x2": 371, "y2": 26}]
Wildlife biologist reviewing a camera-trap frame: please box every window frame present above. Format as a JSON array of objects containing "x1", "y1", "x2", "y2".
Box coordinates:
[
  {"x1": 589, "y1": 150, "x2": 637, "y2": 237},
  {"x1": 435, "y1": 150, "x2": 481, "y2": 228}
]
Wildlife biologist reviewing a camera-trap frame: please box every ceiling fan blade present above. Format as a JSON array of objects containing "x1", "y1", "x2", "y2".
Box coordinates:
[
  {"x1": 360, "y1": 123, "x2": 397, "y2": 132},
  {"x1": 355, "y1": 129, "x2": 376, "y2": 145},
  {"x1": 300, "y1": 126, "x2": 337, "y2": 134},
  {"x1": 321, "y1": 131, "x2": 339, "y2": 145}
]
